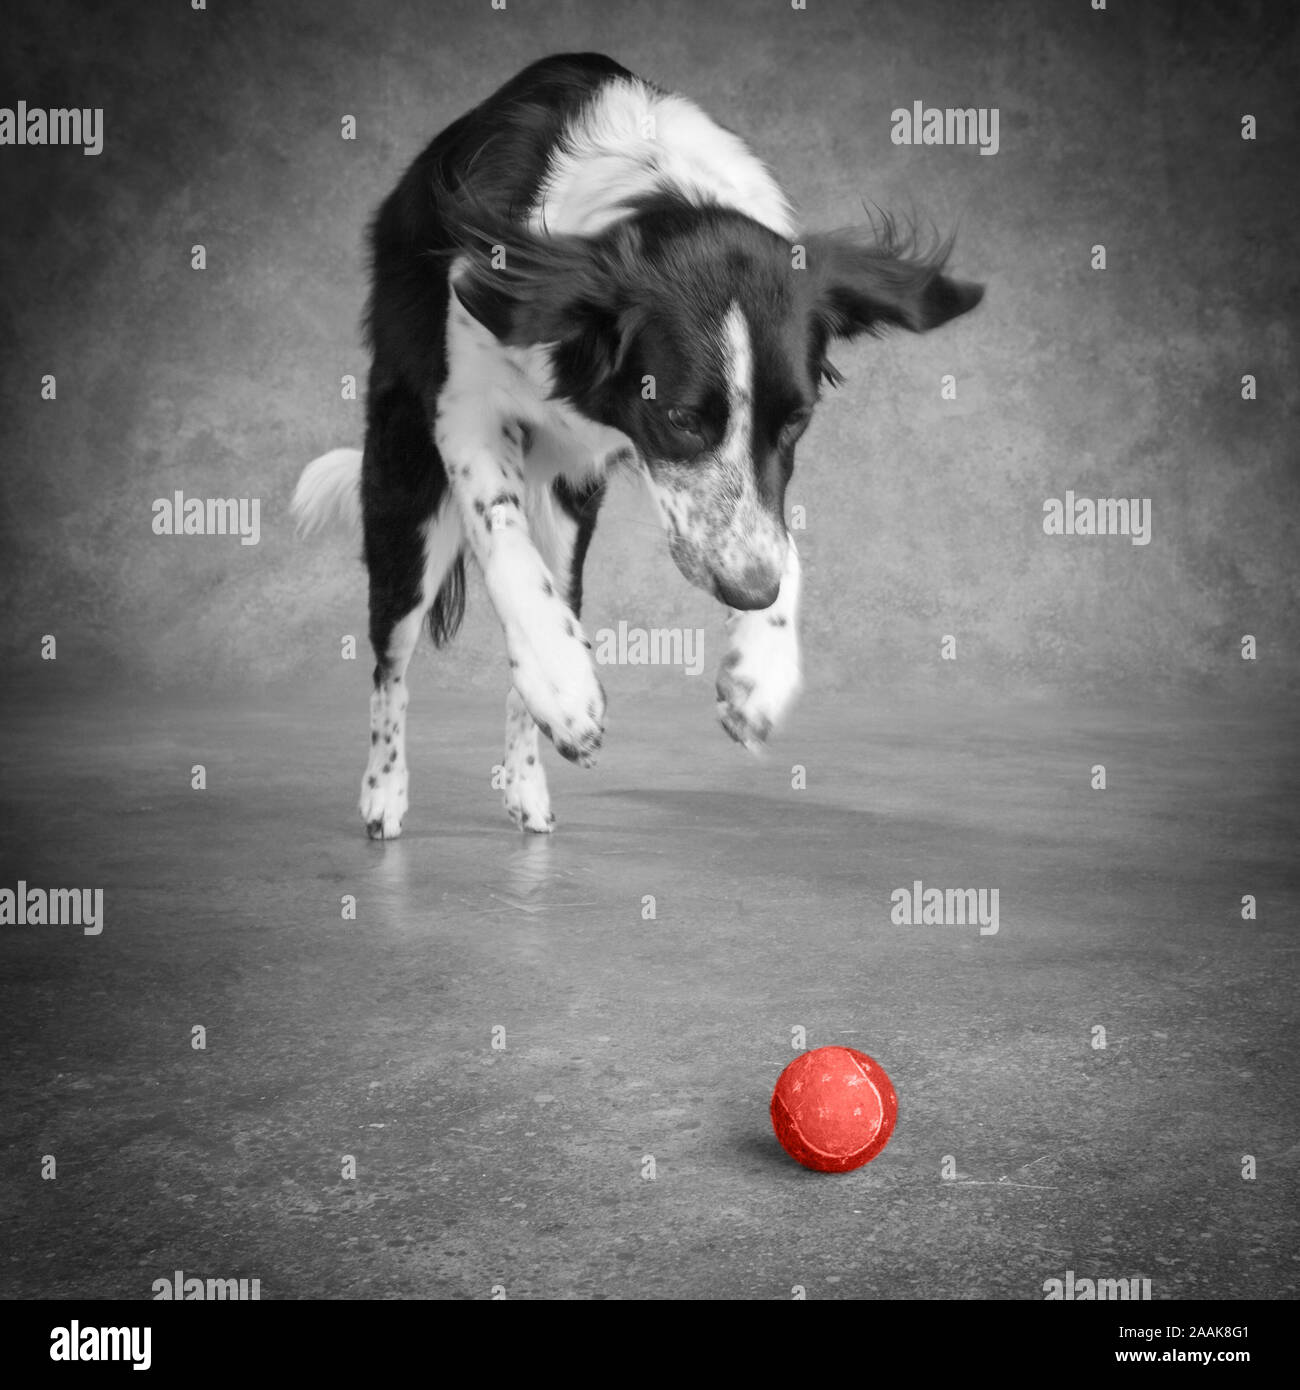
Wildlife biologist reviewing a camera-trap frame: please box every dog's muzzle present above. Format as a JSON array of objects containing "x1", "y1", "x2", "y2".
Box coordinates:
[
  {"x1": 644, "y1": 459, "x2": 788, "y2": 611},
  {"x1": 664, "y1": 525, "x2": 786, "y2": 611}
]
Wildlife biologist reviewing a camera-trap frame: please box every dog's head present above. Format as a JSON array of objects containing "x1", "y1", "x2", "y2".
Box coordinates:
[{"x1": 449, "y1": 193, "x2": 983, "y2": 609}]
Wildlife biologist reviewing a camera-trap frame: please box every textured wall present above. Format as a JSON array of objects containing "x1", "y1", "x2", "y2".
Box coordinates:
[{"x1": 1, "y1": 0, "x2": 1295, "y2": 704}]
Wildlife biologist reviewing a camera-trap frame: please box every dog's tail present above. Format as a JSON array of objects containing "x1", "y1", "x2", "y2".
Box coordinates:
[
  {"x1": 292, "y1": 447, "x2": 363, "y2": 535},
  {"x1": 291, "y1": 445, "x2": 468, "y2": 649}
]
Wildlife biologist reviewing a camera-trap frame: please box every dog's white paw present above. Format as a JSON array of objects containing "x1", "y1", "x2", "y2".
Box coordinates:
[
  {"x1": 360, "y1": 759, "x2": 408, "y2": 840},
  {"x1": 503, "y1": 758, "x2": 555, "y2": 833},
  {"x1": 507, "y1": 623, "x2": 606, "y2": 767},
  {"x1": 361, "y1": 678, "x2": 411, "y2": 839},
  {"x1": 716, "y1": 616, "x2": 802, "y2": 753}
]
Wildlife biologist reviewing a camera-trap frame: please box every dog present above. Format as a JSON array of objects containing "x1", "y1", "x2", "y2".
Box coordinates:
[{"x1": 292, "y1": 52, "x2": 983, "y2": 839}]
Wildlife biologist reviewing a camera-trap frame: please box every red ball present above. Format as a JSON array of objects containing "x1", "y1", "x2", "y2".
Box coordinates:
[{"x1": 770, "y1": 1046, "x2": 898, "y2": 1172}]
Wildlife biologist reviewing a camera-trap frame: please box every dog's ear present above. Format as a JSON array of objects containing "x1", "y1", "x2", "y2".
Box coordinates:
[
  {"x1": 446, "y1": 197, "x2": 643, "y2": 389},
  {"x1": 449, "y1": 267, "x2": 517, "y2": 343},
  {"x1": 806, "y1": 221, "x2": 983, "y2": 339}
]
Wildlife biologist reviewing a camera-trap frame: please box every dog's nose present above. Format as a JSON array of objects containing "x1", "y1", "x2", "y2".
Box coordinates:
[{"x1": 713, "y1": 567, "x2": 781, "y2": 611}]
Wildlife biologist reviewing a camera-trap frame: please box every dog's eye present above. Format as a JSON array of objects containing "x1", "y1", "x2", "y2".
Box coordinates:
[
  {"x1": 781, "y1": 408, "x2": 812, "y2": 442},
  {"x1": 667, "y1": 407, "x2": 703, "y2": 437}
]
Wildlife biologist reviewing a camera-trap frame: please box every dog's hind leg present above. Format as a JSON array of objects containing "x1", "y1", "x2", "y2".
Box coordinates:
[
  {"x1": 360, "y1": 381, "x2": 464, "y2": 840},
  {"x1": 501, "y1": 475, "x2": 606, "y2": 833}
]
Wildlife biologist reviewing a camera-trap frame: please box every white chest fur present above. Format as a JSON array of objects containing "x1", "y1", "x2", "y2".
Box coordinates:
[
  {"x1": 438, "y1": 73, "x2": 793, "y2": 482},
  {"x1": 440, "y1": 278, "x2": 634, "y2": 486}
]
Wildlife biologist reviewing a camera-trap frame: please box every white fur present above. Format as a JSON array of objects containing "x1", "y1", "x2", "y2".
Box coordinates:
[
  {"x1": 358, "y1": 500, "x2": 465, "y2": 839},
  {"x1": 499, "y1": 482, "x2": 590, "y2": 830},
  {"x1": 532, "y1": 78, "x2": 796, "y2": 238},
  {"x1": 639, "y1": 304, "x2": 788, "y2": 595},
  {"x1": 716, "y1": 537, "x2": 803, "y2": 751},
  {"x1": 305, "y1": 68, "x2": 808, "y2": 838},
  {"x1": 291, "y1": 447, "x2": 363, "y2": 534},
  {"x1": 502, "y1": 687, "x2": 552, "y2": 832},
  {"x1": 436, "y1": 293, "x2": 612, "y2": 766},
  {"x1": 712, "y1": 304, "x2": 787, "y2": 587},
  {"x1": 433, "y1": 76, "x2": 799, "y2": 778},
  {"x1": 446, "y1": 266, "x2": 636, "y2": 479},
  {"x1": 358, "y1": 624, "x2": 415, "y2": 840}
]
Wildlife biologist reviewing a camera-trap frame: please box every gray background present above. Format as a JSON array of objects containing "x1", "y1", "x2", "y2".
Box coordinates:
[
  {"x1": 1, "y1": 0, "x2": 1297, "y2": 1308},
  {"x1": 0, "y1": 0, "x2": 1296, "y2": 704}
]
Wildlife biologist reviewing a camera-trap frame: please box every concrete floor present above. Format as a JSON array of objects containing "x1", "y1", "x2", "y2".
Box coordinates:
[{"x1": 0, "y1": 681, "x2": 1296, "y2": 1300}]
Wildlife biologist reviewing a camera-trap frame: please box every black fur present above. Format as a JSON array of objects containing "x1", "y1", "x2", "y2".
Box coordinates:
[
  {"x1": 359, "y1": 50, "x2": 981, "y2": 659},
  {"x1": 359, "y1": 377, "x2": 445, "y2": 663},
  {"x1": 436, "y1": 189, "x2": 980, "y2": 550},
  {"x1": 309, "y1": 51, "x2": 987, "y2": 838},
  {"x1": 360, "y1": 53, "x2": 634, "y2": 664},
  {"x1": 552, "y1": 475, "x2": 606, "y2": 617}
]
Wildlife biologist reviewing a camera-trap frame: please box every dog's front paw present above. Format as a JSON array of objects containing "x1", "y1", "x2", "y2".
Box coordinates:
[
  {"x1": 716, "y1": 623, "x2": 802, "y2": 753},
  {"x1": 508, "y1": 624, "x2": 606, "y2": 767}
]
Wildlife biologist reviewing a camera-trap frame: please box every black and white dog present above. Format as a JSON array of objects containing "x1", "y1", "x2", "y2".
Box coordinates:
[{"x1": 293, "y1": 52, "x2": 982, "y2": 839}]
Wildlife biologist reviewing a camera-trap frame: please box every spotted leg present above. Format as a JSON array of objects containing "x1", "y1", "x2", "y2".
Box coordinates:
[
  {"x1": 359, "y1": 496, "x2": 465, "y2": 839},
  {"x1": 500, "y1": 476, "x2": 605, "y2": 832},
  {"x1": 434, "y1": 397, "x2": 606, "y2": 772},
  {"x1": 716, "y1": 535, "x2": 803, "y2": 751}
]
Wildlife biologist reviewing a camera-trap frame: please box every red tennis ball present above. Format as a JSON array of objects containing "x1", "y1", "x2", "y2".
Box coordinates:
[{"x1": 770, "y1": 1046, "x2": 898, "y2": 1172}]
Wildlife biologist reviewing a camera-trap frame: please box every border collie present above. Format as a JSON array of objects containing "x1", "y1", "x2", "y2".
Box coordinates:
[{"x1": 293, "y1": 52, "x2": 982, "y2": 839}]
